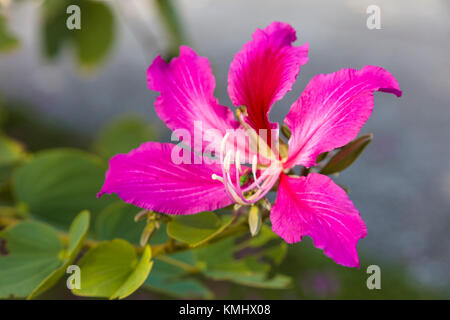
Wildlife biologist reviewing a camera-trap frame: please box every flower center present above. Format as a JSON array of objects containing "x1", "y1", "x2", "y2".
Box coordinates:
[{"x1": 212, "y1": 132, "x2": 282, "y2": 205}]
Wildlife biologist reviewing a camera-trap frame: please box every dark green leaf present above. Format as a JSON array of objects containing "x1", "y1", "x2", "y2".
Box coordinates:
[
  {"x1": 315, "y1": 152, "x2": 328, "y2": 163},
  {"x1": 154, "y1": 0, "x2": 186, "y2": 59},
  {"x1": 72, "y1": 0, "x2": 115, "y2": 69},
  {"x1": 28, "y1": 210, "x2": 90, "y2": 299},
  {"x1": 144, "y1": 251, "x2": 211, "y2": 299},
  {"x1": 42, "y1": 0, "x2": 115, "y2": 69},
  {"x1": 13, "y1": 149, "x2": 113, "y2": 229},
  {"x1": 320, "y1": 134, "x2": 373, "y2": 175},
  {"x1": 95, "y1": 202, "x2": 146, "y2": 245},
  {"x1": 0, "y1": 134, "x2": 26, "y2": 186},
  {"x1": 0, "y1": 221, "x2": 63, "y2": 298},
  {"x1": 194, "y1": 227, "x2": 291, "y2": 289},
  {"x1": 0, "y1": 15, "x2": 19, "y2": 53}
]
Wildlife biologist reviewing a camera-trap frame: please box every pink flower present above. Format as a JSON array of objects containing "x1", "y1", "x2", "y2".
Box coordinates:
[{"x1": 98, "y1": 22, "x2": 401, "y2": 267}]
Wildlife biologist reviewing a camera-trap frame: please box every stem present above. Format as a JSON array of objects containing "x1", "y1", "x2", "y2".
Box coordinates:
[{"x1": 155, "y1": 255, "x2": 199, "y2": 273}]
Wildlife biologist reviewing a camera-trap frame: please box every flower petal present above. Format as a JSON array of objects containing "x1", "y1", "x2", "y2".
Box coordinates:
[
  {"x1": 98, "y1": 142, "x2": 234, "y2": 215},
  {"x1": 285, "y1": 66, "x2": 402, "y2": 168},
  {"x1": 147, "y1": 46, "x2": 239, "y2": 153},
  {"x1": 228, "y1": 21, "x2": 309, "y2": 132},
  {"x1": 271, "y1": 173, "x2": 367, "y2": 267}
]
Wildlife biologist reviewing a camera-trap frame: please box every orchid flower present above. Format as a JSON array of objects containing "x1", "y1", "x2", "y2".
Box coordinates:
[{"x1": 98, "y1": 22, "x2": 401, "y2": 267}]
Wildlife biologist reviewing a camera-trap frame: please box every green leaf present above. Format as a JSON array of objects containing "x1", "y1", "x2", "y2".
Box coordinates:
[
  {"x1": 154, "y1": 0, "x2": 186, "y2": 59},
  {"x1": 41, "y1": 0, "x2": 68, "y2": 59},
  {"x1": 246, "y1": 225, "x2": 288, "y2": 265},
  {"x1": 0, "y1": 134, "x2": 25, "y2": 167},
  {"x1": 320, "y1": 134, "x2": 373, "y2": 175},
  {"x1": 194, "y1": 228, "x2": 291, "y2": 289},
  {"x1": 0, "y1": 15, "x2": 19, "y2": 53},
  {"x1": 0, "y1": 134, "x2": 26, "y2": 186},
  {"x1": 315, "y1": 152, "x2": 328, "y2": 163},
  {"x1": 72, "y1": 239, "x2": 152, "y2": 299},
  {"x1": 72, "y1": 0, "x2": 115, "y2": 69},
  {"x1": 95, "y1": 202, "x2": 146, "y2": 246},
  {"x1": 110, "y1": 245, "x2": 153, "y2": 300},
  {"x1": 94, "y1": 116, "x2": 157, "y2": 160},
  {"x1": 28, "y1": 211, "x2": 90, "y2": 299},
  {"x1": 0, "y1": 221, "x2": 63, "y2": 298},
  {"x1": 195, "y1": 237, "x2": 267, "y2": 275},
  {"x1": 13, "y1": 149, "x2": 113, "y2": 229},
  {"x1": 42, "y1": 0, "x2": 115, "y2": 69},
  {"x1": 95, "y1": 202, "x2": 167, "y2": 246},
  {"x1": 167, "y1": 212, "x2": 233, "y2": 247},
  {"x1": 206, "y1": 272, "x2": 291, "y2": 289},
  {"x1": 144, "y1": 251, "x2": 211, "y2": 299}
]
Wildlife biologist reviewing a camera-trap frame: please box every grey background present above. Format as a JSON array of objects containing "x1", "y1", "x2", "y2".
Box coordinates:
[{"x1": 1, "y1": 0, "x2": 449, "y2": 291}]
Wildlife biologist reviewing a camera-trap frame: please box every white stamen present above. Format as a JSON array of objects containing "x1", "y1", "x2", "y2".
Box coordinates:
[
  {"x1": 211, "y1": 174, "x2": 223, "y2": 182},
  {"x1": 252, "y1": 155, "x2": 258, "y2": 178},
  {"x1": 221, "y1": 132, "x2": 230, "y2": 156},
  {"x1": 252, "y1": 155, "x2": 263, "y2": 190},
  {"x1": 224, "y1": 152, "x2": 232, "y2": 173},
  {"x1": 235, "y1": 150, "x2": 242, "y2": 173}
]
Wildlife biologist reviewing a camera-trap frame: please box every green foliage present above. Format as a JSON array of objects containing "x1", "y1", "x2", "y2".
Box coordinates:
[
  {"x1": 94, "y1": 116, "x2": 157, "y2": 160},
  {"x1": 95, "y1": 202, "x2": 146, "y2": 245},
  {"x1": 0, "y1": 211, "x2": 89, "y2": 298},
  {"x1": 194, "y1": 225, "x2": 291, "y2": 289},
  {"x1": 154, "y1": 0, "x2": 187, "y2": 59},
  {"x1": 42, "y1": 0, "x2": 115, "y2": 69},
  {"x1": 13, "y1": 149, "x2": 113, "y2": 228},
  {"x1": 167, "y1": 212, "x2": 232, "y2": 247},
  {"x1": 144, "y1": 251, "x2": 212, "y2": 299},
  {"x1": 72, "y1": 239, "x2": 153, "y2": 299},
  {"x1": 0, "y1": 134, "x2": 26, "y2": 167},
  {"x1": 28, "y1": 211, "x2": 90, "y2": 299},
  {"x1": 0, "y1": 134, "x2": 26, "y2": 187},
  {"x1": 0, "y1": 15, "x2": 19, "y2": 53},
  {"x1": 0, "y1": 220, "x2": 62, "y2": 298},
  {"x1": 0, "y1": 107, "x2": 445, "y2": 299},
  {"x1": 321, "y1": 134, "x2": 373, "y2": 175}
]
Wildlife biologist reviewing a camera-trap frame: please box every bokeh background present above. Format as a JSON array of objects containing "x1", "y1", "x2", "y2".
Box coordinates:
[{"x1": 0, "y1": 0, "x2": 449, "y2": 299}]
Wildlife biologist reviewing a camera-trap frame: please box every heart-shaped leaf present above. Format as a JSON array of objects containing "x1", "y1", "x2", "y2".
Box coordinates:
[
  {"x1": 27, "y1": 211, "x2": 90, "y2": 299},
  {"x1": 14, "y1": 149, "x2": 113, "y2": 229},
  {"x1": 0, "y1": 220, "x2": 62, "y2": 298},
  {"x1": 167, "y1": 212, "x2": 233, "y2": 247},
  {"x1": 72, "y1": 239, "x2": 152, "y2": 299}
]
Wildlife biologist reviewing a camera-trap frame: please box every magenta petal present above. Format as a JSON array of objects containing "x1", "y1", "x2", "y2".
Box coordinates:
[
  {"x1": 285, "y1": 66, "x2": 402, "y2": 168},
  {"x1": 271, "y1": 173, "x2": 367, "y2": 267},
  {"x1": 228, "y1": 21, "x2": 309, "y2": 132},
  {"x1": 147, "y1": 46, "x2": 239, "y2": 152},
  {"x1": 98, "y1": 142, "x2": 233, "y2": 215}
]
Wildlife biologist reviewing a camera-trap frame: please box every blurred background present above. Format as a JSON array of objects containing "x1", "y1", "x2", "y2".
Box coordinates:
[{"x1": 0, "y1": 0, "x2": 449, "y2": 299}]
